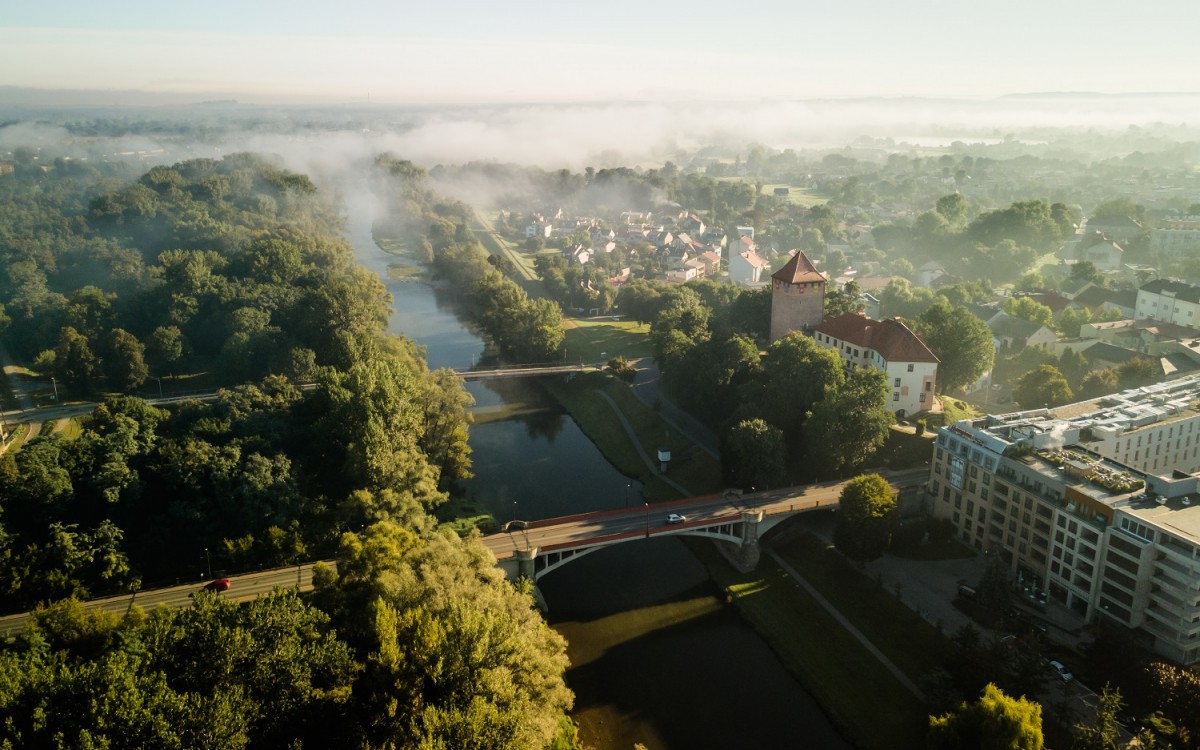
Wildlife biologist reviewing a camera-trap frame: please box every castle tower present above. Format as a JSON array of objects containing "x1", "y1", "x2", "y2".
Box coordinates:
[{"x1": 769, "y1": 251, "x2": 827, "y2": 342}]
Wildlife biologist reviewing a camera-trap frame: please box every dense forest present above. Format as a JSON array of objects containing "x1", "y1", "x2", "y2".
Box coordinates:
[{"x1": 0, "y1": 155, "x2": 578, "y2": 748}]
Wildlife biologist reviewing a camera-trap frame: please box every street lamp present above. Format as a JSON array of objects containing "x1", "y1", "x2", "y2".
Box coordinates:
[
  {"x1": 155, "y1": 376, "x2": 163, "y2": 399},
  {"x1": 50, "y1": 376, "x2": 58, "y2": 402},
  {"x1": 204, "y1": 547, "x2": 212, "y2": 579},
  {"x1": 625, "y1": 481, "x2": 632, "y2": 507},
  {"x1": 512, "y1": 500, "x2": 518, "y2": 524},
  {"x1": 644, "y1": 502, "x2": 650, "y2": 538}
]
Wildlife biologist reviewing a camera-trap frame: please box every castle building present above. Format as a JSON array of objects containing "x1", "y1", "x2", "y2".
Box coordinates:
[
  {"x1": 813, "y1": 313, "x2": 938, "y2": 417},
  {"x1": 769, "y1": 251, "x2": 826, "y2": 342}
]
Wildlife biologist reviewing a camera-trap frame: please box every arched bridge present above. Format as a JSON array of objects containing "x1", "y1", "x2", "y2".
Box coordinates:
[{"x1": 481, "y1": 467, "x2": 929, "y2": 582}]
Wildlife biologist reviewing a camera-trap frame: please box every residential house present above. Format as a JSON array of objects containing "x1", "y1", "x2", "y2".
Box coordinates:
[
  {"x1": 1063, "y1": 232, "x2": 1124, "y2": 272},
  {"x1": 729, "y1": 249, "x2": 770, "y2": 286},
  {"x1": 1084, "y1": 215, "x2": 1143, "y2": 244},
  {"x1": 988, "y1": 313, "x2": 1057, "y2": 351},
  {"x1": 812, "y1": 313, "x2": 939, "y2": 417},
  {"x1": 698, "y1": 251, "x2": 722, "y2": 277}
]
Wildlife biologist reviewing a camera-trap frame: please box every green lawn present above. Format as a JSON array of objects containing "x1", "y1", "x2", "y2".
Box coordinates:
[
  {"x1": 759, "y1": 183, "x2": 830, "y2": 207},
  {"x1": 542, "y1": 372, "x2": 723, "y2": 501},
  {"x1": 692, "y1": 540, "x2": 929, "y2": 750},
  {"x1": 561, "y1": 318, "x2": 653, "y2": 363},
  {"x1": 940, "y1": 396, "x2": 978, "y2": 424}
]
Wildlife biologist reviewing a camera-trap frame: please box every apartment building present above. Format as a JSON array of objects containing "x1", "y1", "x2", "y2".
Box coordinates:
[
  {"x1": 1136, "y1": 279, "x2": 1200, "y2": 328},
  {"x1": 930, "y1": 377, "x2": 1200, "y2": 664}
]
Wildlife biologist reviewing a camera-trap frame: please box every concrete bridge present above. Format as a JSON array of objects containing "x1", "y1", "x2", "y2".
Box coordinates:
[
  {"x1": 453, "y1": 363, "x2": 596, "y2": 381},
  {"x1": 481, "y1": 467, "x2": 929, "y2": 582}
]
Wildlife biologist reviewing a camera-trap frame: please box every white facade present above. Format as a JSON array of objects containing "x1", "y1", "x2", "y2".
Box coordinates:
[
  {"x1": 812, "y1": 315, "x2": 938, "y2": 417},
  {"x1": 1136, "y1": 280, "x2": 1200, "y2": 328},
  {"x1": 930, "y1": 379, "x2": 1200, "y2": 664}
]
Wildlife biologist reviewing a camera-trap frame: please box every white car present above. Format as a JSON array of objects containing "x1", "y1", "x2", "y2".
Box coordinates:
[
  {"x1": 1048, "y1": 660, "x2": 1073, "y2": 682},
  {"x1": 665, "y1": 513, "x2": 687, "y2": 524}
]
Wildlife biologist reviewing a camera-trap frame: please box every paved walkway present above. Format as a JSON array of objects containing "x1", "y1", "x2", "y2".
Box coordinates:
[
  {"x1": 627, "y1": 358, "x2": 720, "y2": 458},
  {"x1": 596, "y1": 390, "x2": 693, "y2": 496}
]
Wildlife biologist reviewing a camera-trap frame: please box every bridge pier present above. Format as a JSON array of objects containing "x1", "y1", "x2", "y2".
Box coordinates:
[
  {"x1": 715, "y1": 510, "x2": 763, "y2": 573},
  {"x1": 516, "y1": 547, "x2": 538, "y2": 581}
]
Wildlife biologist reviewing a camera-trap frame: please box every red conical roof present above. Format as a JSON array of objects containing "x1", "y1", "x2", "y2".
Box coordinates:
[{"x1": 772, "y1": 251, "x2": 826, "y2": 284}]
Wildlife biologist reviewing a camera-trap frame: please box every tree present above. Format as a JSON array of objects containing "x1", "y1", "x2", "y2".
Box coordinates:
[
  {"x1": 880, "y1": 277, "x2": 936, "y2": 320},
  {"x1": 101, "y1": 328, "x2": 149, "y2": 393},
  {"x1": 1071, "y1": 684, "x2": 1124, "y2": 750},
  {"x1": 1015, "y1": 365, "x2": 1072, "y2": 408},
  {"x1": 1056, "y1": 307, "x2": 1092, "y2": 338},
  {"x1": 1003, "y1": 297, "x2": 1054, "y2": 328},
  {"x1": 928, "y1": 683, "x2": 1044, "y2": 750},
  {"x1": 806, "y1": 369, "x2": 893, "y2": 475},
  {"x1": 917, "y1": 300, "x2": 995, "y2": 393},
  {"x1": 145, "y1": 324, "x2": 185, "y2": 374},
  {"x1": 825, "y1": 280, "x2": 866, "y2": 317},
  {"x1": 1077, "y1": 368, "x2": 1115, "y2": 399},
  {"x1": 833, "y1": 473, "x2": 897, "y2": 561},
  {"x1": 750, "y1": 332, "x2": 844, "y2": 439},
  {"x1": 1116, "y1": 357, "x2": 1158, "y2": 389},
  {"x1": 723, "y1": 418, "x2": 788, "y2": 490},
  {"x1": 936, "y1": 193, "x2": 970, "y2": 227},
  {"x1": 54, "y1": 325, "x2": 98, "y2": 395}
]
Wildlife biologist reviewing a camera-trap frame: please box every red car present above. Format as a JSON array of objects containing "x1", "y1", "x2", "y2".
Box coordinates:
[{"x1": 201, "y1": 578, "x2": 231, "y2": 592}]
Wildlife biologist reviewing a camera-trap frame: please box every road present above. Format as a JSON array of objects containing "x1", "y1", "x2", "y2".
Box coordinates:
[
  {"x1": 0, "y1": 561, "x2": 334, "y2": 639},
  {"x1": 482, "y1": 467, "x2": 930, "y2": 562}
]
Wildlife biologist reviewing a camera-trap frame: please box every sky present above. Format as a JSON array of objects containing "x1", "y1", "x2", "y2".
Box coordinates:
[{"x1": 3, "y1": 0, "x2": 1200, "y2": 104}]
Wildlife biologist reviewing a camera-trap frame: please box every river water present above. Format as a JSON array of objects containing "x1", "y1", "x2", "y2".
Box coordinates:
[{"x1": 346, "y1": 210, "x2": 849, "y2": 749}]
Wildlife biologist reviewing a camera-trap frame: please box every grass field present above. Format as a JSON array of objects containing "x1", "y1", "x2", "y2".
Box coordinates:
[
  {"x1": 693, "y1": 537, "x2": 930, "y2": 750},
  {"x1": 542, "y1": 372, "x2": 723, "y2": 501},
  {"x1": 561, "y1": 317, "x2": 653, "y2": 363},
  {"x1": 760, "y1": 183, "x2": 830, "y2": 207}
]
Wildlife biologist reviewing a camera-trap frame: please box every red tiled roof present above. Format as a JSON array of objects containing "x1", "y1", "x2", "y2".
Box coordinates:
[
  {"x1": 814, "y1": 313, "x2": 939, "y2": 363},
  {"x1": 772, "y1": 251, "x2": 826, "y2": 284}
]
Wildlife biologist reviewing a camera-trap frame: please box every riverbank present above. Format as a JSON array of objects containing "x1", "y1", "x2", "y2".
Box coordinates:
[{"x1": 543, "y1": 370, "x2": 958, "y2": 749}]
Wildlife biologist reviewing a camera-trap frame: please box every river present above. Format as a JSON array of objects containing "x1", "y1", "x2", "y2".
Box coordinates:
[{"x1": 346, "y1": 209, "x2": 849, "y2": 749}]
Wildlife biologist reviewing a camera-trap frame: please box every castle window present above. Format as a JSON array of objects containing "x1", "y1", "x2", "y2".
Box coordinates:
[{"x1": 907, "y1": 364, "x2": 914, "y2": 372}]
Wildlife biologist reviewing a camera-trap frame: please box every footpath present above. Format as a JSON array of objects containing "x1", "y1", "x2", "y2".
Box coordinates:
[{"x1": 605, "y1": 364, "x2": 964, "y2": 704}]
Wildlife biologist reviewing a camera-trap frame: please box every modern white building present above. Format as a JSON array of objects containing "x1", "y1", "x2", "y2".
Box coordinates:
[
  {"x1": 930, "y1": 376, "x2": 1200, "y2": 664},
  {"x1": 1136, "y1": 279, "x2": 1200, "y2": 328},
  {"x1": 812, "y1": 313, "x2": 938, "y2": 417}
]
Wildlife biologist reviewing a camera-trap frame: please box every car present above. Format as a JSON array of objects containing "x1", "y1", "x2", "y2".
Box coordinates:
[
  {"x1": 665, "y1": 513, "x2": 687, "y2": 524},
  {"x1": 201, "y1": 578, "x2": 231, "y2": 593},
  {"x1": 503, "y1": 519, "x2": 529, "y2": 532},
  {"x1": 1048, "y1": 660, "x2": 1073, "y2": 682}
]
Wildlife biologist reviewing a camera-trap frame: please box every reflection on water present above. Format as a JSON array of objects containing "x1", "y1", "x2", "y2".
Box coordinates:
[{"x1": 346, "y1": 204, "x2": 846, "y2": 749}]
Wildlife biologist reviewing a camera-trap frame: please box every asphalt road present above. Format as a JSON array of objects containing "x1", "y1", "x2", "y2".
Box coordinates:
[
  {"x1": 0, "y1": 561, "x2": 335, "y2": 639},
  {"x1": 482, "y1": 467, "x2": 929, "y2": 561}
]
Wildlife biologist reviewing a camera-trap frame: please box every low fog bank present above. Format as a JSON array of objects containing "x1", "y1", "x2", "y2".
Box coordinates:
[{"x1": 3, "y1": 94, "x2": 1200, "y2": 212}]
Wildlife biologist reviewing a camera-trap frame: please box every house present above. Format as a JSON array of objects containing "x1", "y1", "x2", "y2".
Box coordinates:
[
  {"x1": 698, "y1": 250, "x2": 722, "y2": 277},
  {"x1": 1135, "y1": 279, "x2": 1200, "y2": 328},
  {"x1": 1084, "y1": 215, "x2": 1143, "y2": 244},
  {"x1": 1082, "y1": 341, "x2": 1155, "y2": 371},
  {"x1": 988, "y1": 313, "x2": 1058, "y2": 351},
  {"x1": 525, "y1": 222, "x2": 553, "y2": 239},
  {"x1": 736, "y1": 226, "x2": 755, "y2": 240},
  {"x1": 915, "y1": 260, "x2": 948, "y2": 288},
  {"x1": 1063, "y1": 232, "x2": 1124, "y2": 271},
  {"x1": 812, "y1": 313, "x2": 939, "y2": 417},
  {"x1": 729, "y1": 249, "x2": 770, "y2": 286}
]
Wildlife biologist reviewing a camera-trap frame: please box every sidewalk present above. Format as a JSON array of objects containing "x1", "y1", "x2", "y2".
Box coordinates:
[{"x1": 627, "y1": 358, "x2": 720, "y2": 458}]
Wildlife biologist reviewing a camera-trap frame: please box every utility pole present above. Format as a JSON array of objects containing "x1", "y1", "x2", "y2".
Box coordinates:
[{"x1": 205, "y1": 547, "x2": 212, "y2": 579}]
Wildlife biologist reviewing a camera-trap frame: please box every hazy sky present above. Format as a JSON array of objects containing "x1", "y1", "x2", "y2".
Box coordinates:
[{"x1": 3, "y1": 0, "x2": 1199, "y2": 103}]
